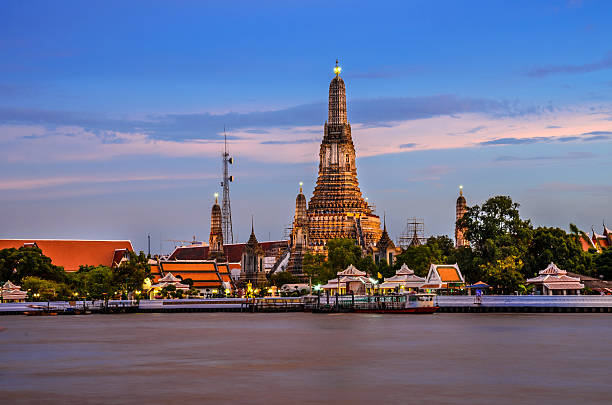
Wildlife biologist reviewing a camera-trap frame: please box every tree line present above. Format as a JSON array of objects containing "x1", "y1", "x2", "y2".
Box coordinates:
[
  {"x1": 0, "y1": 246, "x2": 151, "y2": 301},
  {"x1": 299, "y1": 196, "x2": 612, "y2": 293}
]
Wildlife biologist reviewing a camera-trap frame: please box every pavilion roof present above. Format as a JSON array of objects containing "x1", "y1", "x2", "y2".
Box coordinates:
[
  {"x1": 337, "y1": 264, "x2": 366, "y2": 277},
  {"x1": 159, "y1": 272, "x2": 182, "y2": 283},
  {"x1": 539, "y1": 262, "x2": 567, "y2": 275},
  {"x1": 396, "y1": 264, "x2": 415, "y2": 275},
  {"x1": 542, "y1": 282, "x2": 584, "y2": 290}
]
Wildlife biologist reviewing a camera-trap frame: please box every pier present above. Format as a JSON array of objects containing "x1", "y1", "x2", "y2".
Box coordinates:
[
  {"x1": 436, "y1": 295, "x2": 612, "y2": 313},
  {"x1": 3, "y1": 295, "x2": 612, "y2": 315}
]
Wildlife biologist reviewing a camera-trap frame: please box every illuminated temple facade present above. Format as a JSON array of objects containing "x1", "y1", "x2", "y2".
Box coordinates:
[{"x1": 288, "y1": 62, "x2": 382, "y2": 273}]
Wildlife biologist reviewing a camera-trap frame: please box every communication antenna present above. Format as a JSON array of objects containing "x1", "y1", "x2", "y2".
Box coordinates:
[{"x1": 221, "y1": 127, "x2": 234, "y2": 243}]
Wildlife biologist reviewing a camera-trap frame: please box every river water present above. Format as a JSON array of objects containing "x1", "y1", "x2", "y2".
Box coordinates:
[{"x1": 1, "y1": 313, "x2": 610, "y2": 404}]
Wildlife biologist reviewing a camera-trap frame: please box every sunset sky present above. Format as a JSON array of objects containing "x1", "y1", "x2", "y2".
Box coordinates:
[{"x1": 1, "y1": 0, "x2": 611, "y2": 253}]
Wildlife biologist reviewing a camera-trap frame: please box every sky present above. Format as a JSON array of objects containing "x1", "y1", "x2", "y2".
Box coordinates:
[{"x1": 1, "y1": 0, "x2": 611, "y2": 254}]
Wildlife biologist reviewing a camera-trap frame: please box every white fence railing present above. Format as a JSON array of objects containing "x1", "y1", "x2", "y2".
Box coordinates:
[{"x1": 436, "y1": 295, "x2": 612, "y2": 307}]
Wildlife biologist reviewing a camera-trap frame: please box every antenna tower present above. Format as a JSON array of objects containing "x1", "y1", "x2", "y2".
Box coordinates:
[{"x1": 221, "y1": 128, "x2": 234, "y2": 243}]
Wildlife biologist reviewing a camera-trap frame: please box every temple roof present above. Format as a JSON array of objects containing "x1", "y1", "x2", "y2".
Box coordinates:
[{"x1": 0, "y1": 239, "x2": 133, "y2": 272}]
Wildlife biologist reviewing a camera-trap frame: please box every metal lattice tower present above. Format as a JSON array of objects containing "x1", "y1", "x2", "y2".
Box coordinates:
[
  {"x1": 221, "y1": 130, "x2": 234, "y2": 244},
  {"x1": 399, "y1": 218, "x2": 426, "y2": 249}
]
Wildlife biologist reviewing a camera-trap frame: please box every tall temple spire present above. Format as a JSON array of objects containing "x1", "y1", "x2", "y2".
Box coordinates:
[
  {"x1": 455, "y1": 186, "x2": 468, "y2": 248},
  {"x1": 328, "y1": 60, "x2": 347, "y2": 125},
  {"x1": 306, "y1": 62, "x2": 382, "y2": 256},
  {"x1": 288, "y1": 182, "x2": 310, "y2": 274},
  {"x1": 209, "y1": 193, "x2": 225, "y2": 260}
]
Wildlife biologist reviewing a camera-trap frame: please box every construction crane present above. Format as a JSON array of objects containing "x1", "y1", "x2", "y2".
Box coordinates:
[{"x1": 164, "y1": 236, "x2": 201, "y2": 248}]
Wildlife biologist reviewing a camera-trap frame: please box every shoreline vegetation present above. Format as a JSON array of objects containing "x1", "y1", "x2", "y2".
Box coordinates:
[{"x1": 1, "y1": 195, "x2": 611, "y2": 303}]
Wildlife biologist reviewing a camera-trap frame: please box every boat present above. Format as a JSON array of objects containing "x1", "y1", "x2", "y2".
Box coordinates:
[
  {"x1": 310, "y1": 292, "x2": 439, "y2": 314},
  {"x1": 24, "y1": 304, "x2": 59, "y2": 316},
  {"x1": 353, "y1": 293, "x2": 438, "y2": 314}
]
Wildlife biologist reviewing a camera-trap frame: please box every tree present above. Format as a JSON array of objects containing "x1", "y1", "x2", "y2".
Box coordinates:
[
  {"x1": 480, "y1": 256, "x2": 525, "y2": 294},
  {"x1": 269, "y1": 271, "x2": 299, "y2": 287},
  {"x1": 161, "y1": 284, "x2": 176, "y2": 298},
  {"x1": 594, "y1": 248, "x2": 612, "y2": 280},
  {"x1": 0, "y1": 246, "x2": 66, "y2": 284},
  {"x1": 326, "y1": 239, "x2": 362, "y2": 273},
  {"x1": 457, "y1": 195, "x2": 532, "y2": 264},
  {"x1": 82, "y1": 266, "x2": 116, "y2": 300},
  {"x1": 394, "y1": 236, "x2": 456, "y2": 277},
  {"x1": 21, "y1": 276, "x2": 73, "y2": 301},
  {"x1": 113, "y1": 251, "x2": 151, "y2": 294},
  {"x1": 522, "y1": 226, "x2": 593, "y2": 278}
]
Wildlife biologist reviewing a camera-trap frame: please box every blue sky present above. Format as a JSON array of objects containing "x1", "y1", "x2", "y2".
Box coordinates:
[{"x1": 1, "y1": 0, "x2": 611, "y2": 253}]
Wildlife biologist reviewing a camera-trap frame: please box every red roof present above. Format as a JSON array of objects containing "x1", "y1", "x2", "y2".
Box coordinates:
[
  {"x1": 0, "y1": 239, "x2": 133, "y2": 272},
  {"x1": 169, "y1": 240, "x2": 288, "y2": 262}
]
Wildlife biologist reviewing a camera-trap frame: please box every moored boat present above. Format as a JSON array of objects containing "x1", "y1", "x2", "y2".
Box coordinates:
[{"x1": 353, "y1": 293, "x2": 438, "y2": 314}]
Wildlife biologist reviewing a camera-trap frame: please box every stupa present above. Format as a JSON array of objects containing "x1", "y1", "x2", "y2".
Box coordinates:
[{"x1": 306, "y1": 61, "x2": 382, "y2": 253}]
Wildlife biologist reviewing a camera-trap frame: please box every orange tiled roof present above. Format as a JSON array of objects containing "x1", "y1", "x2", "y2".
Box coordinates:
[
  {"x1": 0, "y1": 239, "x2": 133, "y2": 272},
  {"x1": 436, "y1": 266, "x2": 462, "y2": 282}
]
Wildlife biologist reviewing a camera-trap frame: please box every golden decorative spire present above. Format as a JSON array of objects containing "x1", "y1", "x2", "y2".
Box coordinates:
[
  {"x1": 459, "y1": 185, "x2": 463, "y2": 197},
  {"x1": 299, "y1": 181, "x2": 303, "y2": 194},
  {"x1": 214, "y1": 192, "x2": 219, "y2": 204},
  {"x1": 334, "y1": 59, "x2": 341, "y2": 76}
]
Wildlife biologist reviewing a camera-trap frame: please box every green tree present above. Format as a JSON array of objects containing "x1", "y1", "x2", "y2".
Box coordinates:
[
  {"x1": 21, "y1": 276, "x2": 73, "y2": 301},
  {"x1": 457, "y1": 195, "x2": 533, "y2": 264},
  {"x1": 326, "y1": 239, "x2": 362, "y2": 272},
  {"x1": 394, "y1": 236, "x2": 455, "y2": 277},
  {"x1": 82, "y1": 266, "x2": 116, "y2": 300},
  {"x1": 269, "y1": 271, "x2": 299, "y2": 287},
  {"x1": 161, "y1": 284, "x2": 176, "y2": 298},
  {"x1": 0, "y1": 246, "x2": 66, "y2": 284},
  {"x1": 522, "y1": 226, "x2": 593, "y2": 278},
  {"x1": 594, "y1": 248, "x2": 612, "y2": 280},
  {"x1": 113, "y1": 251, "x2": 150, "y2": 294},
  {"x1": 303, "y1": 252, "x2": 334, "y2": 284},
  {"x1": 480, "y1": 256, "x2": 525, "y2": 294}
]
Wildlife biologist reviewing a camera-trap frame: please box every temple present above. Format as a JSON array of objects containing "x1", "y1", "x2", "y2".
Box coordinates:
[
  {"x1": 208, "y1": 193, "x2": 226, "y2": 261},
  {"x1": 289, "y1": 61, "x2": 382, "y2": 273},
  {"x1": 455, "y1": 186, "x2": 468, "y2": 248}
]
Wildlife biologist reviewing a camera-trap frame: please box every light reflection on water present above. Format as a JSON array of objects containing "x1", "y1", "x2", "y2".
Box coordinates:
[{"x1": 1, "y1": 313, "x2": 611, "y2": 404}]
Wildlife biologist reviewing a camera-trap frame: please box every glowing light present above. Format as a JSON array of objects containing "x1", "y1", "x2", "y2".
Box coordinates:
[
  {"x1": 459, "y1": 185, "x2": 463, "y2": 190},
  {"x1": 299, "y1": 182, "x2": 303, "y2": 186},
  {"x1": 334, "y1": 65, "x2": 341, "y2": 75}
]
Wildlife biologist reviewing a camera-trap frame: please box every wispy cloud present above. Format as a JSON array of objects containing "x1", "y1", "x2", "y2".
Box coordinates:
[
  {"x1": 0, "y1": 94, "x2": 552, "y2": 142},
  {"x1": 526, "y1": 51, "x2": 612, "y2": 77},
  {"x1": 0, "y1": 173, "x2": 218, "y2": 191},
  {"x1": 495, "y1": 151, "x2": 597, "y2": 162},
  {"x1": 480, "y1": 130, "x2": 612, "y2": 146},
  {"x1": 260, "y1": 138, "x2": 319, "y2": 145}
]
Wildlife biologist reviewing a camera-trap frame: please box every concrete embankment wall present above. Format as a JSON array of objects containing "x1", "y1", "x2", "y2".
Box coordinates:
[{"x1": 436, "y1": 296, "x2": 612, "y2": 313}]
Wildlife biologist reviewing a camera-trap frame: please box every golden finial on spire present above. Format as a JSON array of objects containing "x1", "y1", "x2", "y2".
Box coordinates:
[
  {"x1": 334, "y1": 59, "x2": 341, "y2": 76},
  {"x1": 214, "y1": 192, "x2": 219, "y2": 204},
  {"x1": 299, "y1": 181, "x2": 303, "y2": 193},
  {"x1": 459, "y1": 185, "x2": 463, "y2": 196}
]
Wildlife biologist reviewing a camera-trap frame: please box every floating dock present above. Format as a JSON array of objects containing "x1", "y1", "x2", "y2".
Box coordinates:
[{"x1": 436, "y1": 296, "x2": 612, "y2": 313}]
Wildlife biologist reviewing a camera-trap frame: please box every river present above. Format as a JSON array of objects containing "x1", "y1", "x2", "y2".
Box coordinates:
[{"x1": 1, "y1": 313, "x2": 610, "y2": 404}]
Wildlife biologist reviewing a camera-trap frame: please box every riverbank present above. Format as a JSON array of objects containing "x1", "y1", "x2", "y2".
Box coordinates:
[{"x1": 3, "y1": 295, "x2": 612, "y2": 315}]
